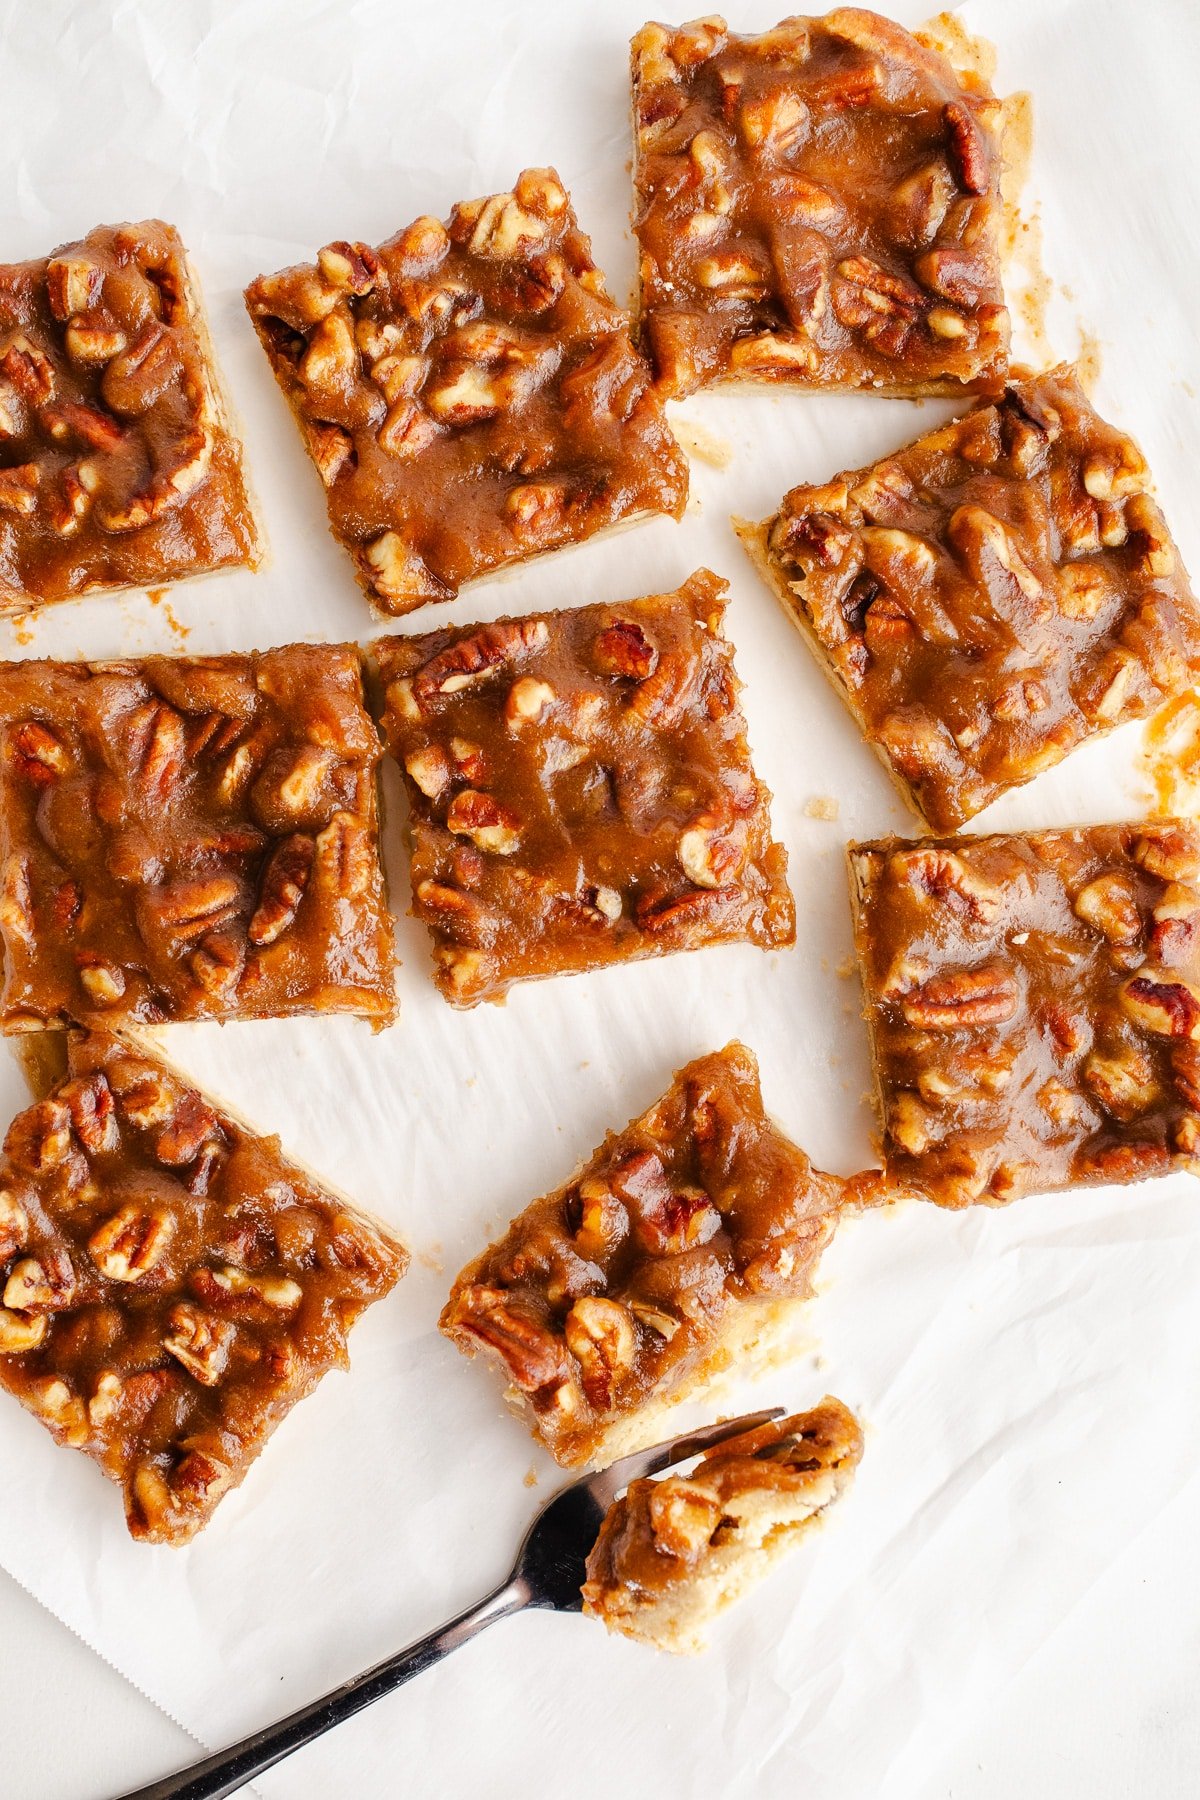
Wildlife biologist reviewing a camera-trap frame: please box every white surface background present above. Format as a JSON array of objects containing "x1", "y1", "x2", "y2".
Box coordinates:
[{"x1": 1, "y1": 1, "x2": 1199, "y2": 1796}]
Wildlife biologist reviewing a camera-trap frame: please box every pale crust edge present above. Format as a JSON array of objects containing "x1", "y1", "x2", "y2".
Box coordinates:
[{"x1": 733, "y1": 513, "x2": 930, "y2": 831}]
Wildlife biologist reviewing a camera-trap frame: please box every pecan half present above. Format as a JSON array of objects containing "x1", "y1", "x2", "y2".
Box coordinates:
[
  {"x1": 415, "y1": 619, "x2": 550, "y2": 697},
  {"x1": 314, "y1": 811, "x2": 374, "y2": 897},
  {"x1": 563, "y1": 1296, "x2": 636, "y2": 1410},
  {"x1": 900, "y1": 964, "x2": 1020, "y2": 1029},
  {"x1": 9, "y1": 719, "x2": 70, "y2": 784},
  {"x1": 446, "y1": 789, "x2": 521, "y2": 855},
  {"x1": 1121, "y1": 973, "x2": 1200, "y2": 1039},
  {"x1": 565, "y1": 1179, "x2": 629, "y2": 1258},
  {"x1": 155, "y1": 1092, "x2": 221, "y2": 1166},
  {"x1": 4, "y1": 1248, "x2": 75, "y2": 1311},
  {"x1": 88, "y1": 1203, "x2": 175, "y2": 1283},
  {"x1": 162, "y1": 1303, "x2": 234, "y2": 1386},
  {"x1": 1072, "y1": 873, "x2": 1142, "y2": 945},
  {"x1": 451, "y1": 1284, "x2": 566, "y2": 1390},
  {"x1": 942, "y1": 100, "x2": 990, "y2": 196},
  {"x1": 647, "y1": 1478, "x2": 722, "y2": 1557},
  {"x1": 248, "y1": 833, "x2": 315, "y2": 946},
  {"x1": 891, "y1": 848, "x2": 1003, "y2": 924},
  {"x1": 0, "y1": 1307, "x2": 46, "y2": 1353},
  {"x1": 60, "y1": 1073, "x2": 119, "y2": 1155},
  {"x1": 635, "y1": 1185, "x2": 722, "y2": 1256}
]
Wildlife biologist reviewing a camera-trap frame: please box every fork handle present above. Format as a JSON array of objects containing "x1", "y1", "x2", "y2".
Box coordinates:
[{"x1": 114, "y1": 1575, "x2": 531, "y2": 1800}]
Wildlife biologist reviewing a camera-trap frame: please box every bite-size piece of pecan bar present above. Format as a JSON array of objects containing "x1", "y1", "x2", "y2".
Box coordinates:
[
  {"x1": 0, "y1": 220, "x2": 261, "y2": 608},
  {"x1": 740, "y1": 367, "x2": 1200, "y2": 831},
  {"x1": 441, "y1": 1044, "x2": 848, "y2": 1464},
  {"x1": 0, "y1": 643, "x2": 394, "y2": 1029},
  {"x1": 583, "y1": 1396, "x2": 861, "y2": 1651},
  {"x1": 847, "y1": 821, "x2": 1200, "y2": 1207},
  {"x1": 374, "y1": 569, "x2": 794, "y2": 1005},
  {"x1": 0, "y1": 1029, "x2": 407, "y2": 1543},
  {"x1": 245, "y1": 169, "x2": 688, "y2": 614},
  {"x1": 631, "y1": 12, "x2": 1009, "y2": 398}
]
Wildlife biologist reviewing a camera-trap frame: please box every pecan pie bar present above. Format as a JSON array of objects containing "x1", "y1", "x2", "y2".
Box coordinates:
[
  {"x1": 0, "y1": 221, "x2": 261, "y2": 608},
  {"x1": 374, "y1": 570, "x2": 794, "y2": 1005},
  {"x1": 848, "y1": 822, "x2": 1200, "y2": 1207},
  {"x1": 0, "y1": 1029, "x2": 407, "y2": 1543},
  {"x1": 631, "y1": 12, "x2": 1008, "y2": 398},
  {"x1": 0, "y1": 644, "x2": 394, "y2": 1028},
  {"x1": 740, "y1": 367, "x2": 1200, "y2": 831},
  {"x1": 245, "y1": 169, "x2": 688, "y2": 614},
  {"x1": 441, "y1": 1044, "x2": 847, "y2": 1464},
  {"x1": 583, "y1": 1396, "x2": 861, "y2": 1651}
]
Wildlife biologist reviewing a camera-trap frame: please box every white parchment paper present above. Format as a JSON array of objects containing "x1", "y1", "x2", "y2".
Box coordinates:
[{"x1": 1, "y1": 2, "x2": 1199, "y2": 1796}]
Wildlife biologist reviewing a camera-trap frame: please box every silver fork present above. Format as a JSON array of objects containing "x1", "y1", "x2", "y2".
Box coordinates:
[{"x1": 116, "y1": 1406, "x2": 783, "y2": 1800}]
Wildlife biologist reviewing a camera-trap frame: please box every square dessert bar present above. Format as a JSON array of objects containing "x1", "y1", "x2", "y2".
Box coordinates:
[
  {"x1": 245, "y1": 169, "x2": 688, "y2": 614},
  {"x1": 631, "y1": 12, "x2": 1008, "y2": 398},
  {"x1": 0, "y1": 1029, "x2": 408, "y2": 1543},
  {"x1": 0, "y1": 643, "x2": 394, "y2": 1028},
  {"x1": 848, "y1": 822, "x2": 1200, "y2": 1208},
  {"x1": 583, "y1": 1396, "x2": 861, "y2": 1651},
  {"x1": 0, "y1": 220, "x2": 261, "y2": 607},
  {"x1": 741, "y1": 368, "x2": 1200, "y2": 831},
  {"x1": 374, "y1": 569, "x2": 794, "y2": 1006},
  {"x1": 441, "y1": 1043, "x2": 848, "y2": 1465}
]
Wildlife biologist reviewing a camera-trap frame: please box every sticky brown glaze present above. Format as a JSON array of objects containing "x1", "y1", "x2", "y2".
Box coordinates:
[
  {"x1": 848, "y1": 822, "x2": 1200, "y2": 1206},
  {"x1": 441, "y1": 1045, "x2": 847, "y2": 1464},
  {"x1": 245, "y1": 169, "x2": 688, "y2": 613},
  {"x1": 0, "y1": 220, "x2": 260, "y2": 605},
  {"x1": 374, "y1": 570, "x2": 794, "y2": 1005},
  {"x1": 631, "y1": 11, "x2": 1008, "y2": 398},
  {"x1": 746, "y1": 368, "x2": 1200, "y2": 830},
  {"x1": 0, "y1": 1030, "x2": 408, "y2": 1543},
  {"x1": 0, "y1": 644, "x2": 394, "y2": 1028}
]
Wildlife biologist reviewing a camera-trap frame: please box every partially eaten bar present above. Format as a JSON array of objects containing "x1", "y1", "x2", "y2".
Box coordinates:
[
  {"x1": 442, "y1": 1044, "x2": 848, "y2": 1463},
  {"x1": 583, "y1": 1396, "x2": 862, "y2": 1651}
]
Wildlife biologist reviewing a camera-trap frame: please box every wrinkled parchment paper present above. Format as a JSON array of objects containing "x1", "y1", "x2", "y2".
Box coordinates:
[{"x1": 2, "y1": 3, "x2": 1199, "y2": 1795}]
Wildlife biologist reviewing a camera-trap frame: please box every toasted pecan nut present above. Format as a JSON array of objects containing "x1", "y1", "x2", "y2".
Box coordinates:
[
  {"x1": 901, "y1": 964, "x2": 1019, "y2": 1029},
  {"x1": 564, "y1": 1297, "x2": 636, "y2": 1409}
]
